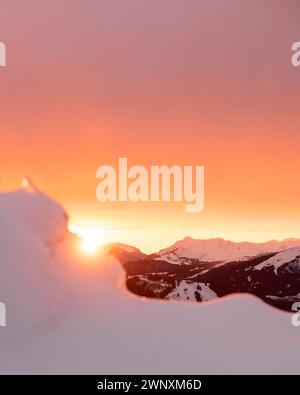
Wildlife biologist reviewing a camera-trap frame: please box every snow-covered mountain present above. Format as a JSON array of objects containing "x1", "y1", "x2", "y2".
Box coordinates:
[
  {"x1": 112, "y1": 237, "x2": 300, "y2": 312},
  {"x1": 1, "y1": 180, "x2": 300, "y2": 374},
  {"x1": 159, "y1": 236, "x2": 300, "y2": 262}
]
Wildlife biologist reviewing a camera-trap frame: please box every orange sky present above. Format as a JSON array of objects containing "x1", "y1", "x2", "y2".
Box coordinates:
[{"x1": 1, "y1": 1, "x2": 300, "y2": 252}]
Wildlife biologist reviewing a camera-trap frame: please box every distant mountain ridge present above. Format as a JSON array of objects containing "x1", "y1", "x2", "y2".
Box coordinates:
[
  {"x1": 109, "y1": 237, "x2": 300, "y2": 312},
  {"x1": 158, "y1": 236, "x2": 300, "y2": 262}
]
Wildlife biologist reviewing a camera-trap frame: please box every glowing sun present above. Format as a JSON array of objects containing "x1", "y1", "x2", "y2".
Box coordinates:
[{"x1": 69, "y1": 222, "x2": 104, "y2": 255}]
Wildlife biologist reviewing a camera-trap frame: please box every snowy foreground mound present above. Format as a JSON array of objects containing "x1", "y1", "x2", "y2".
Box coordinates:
[{"x1": 0, "y1": 183, "x2": 299, "y2": 374}]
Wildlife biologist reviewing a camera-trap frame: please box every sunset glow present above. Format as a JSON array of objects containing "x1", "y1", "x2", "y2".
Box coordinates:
[{"x1": 1, "y1": 2, "x2": 300, "y2": 253}]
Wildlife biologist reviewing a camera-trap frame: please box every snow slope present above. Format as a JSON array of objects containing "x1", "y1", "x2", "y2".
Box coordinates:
[
  {"x1": 254, "y1": 247, "x2": 300, "y2": 274},
  {"x1": 0, "y1": 183, "x2": 300, "y2": 374},
  {"x1": 166, "y1": 281, "x2": 217, "y2": 302}
]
